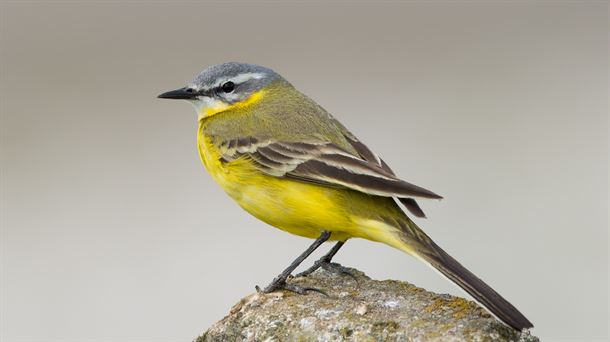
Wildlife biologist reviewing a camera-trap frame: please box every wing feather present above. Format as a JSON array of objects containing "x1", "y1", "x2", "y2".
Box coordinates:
[
  {"x1": 218, "y1": 137, "x2": 442, "y2": 200},
  {"x1": 291, "y1": 159, "x2": 441, "y2": 198},
  {"x1": 343, "y1": 134, "x2": 436, "y2": 217}
]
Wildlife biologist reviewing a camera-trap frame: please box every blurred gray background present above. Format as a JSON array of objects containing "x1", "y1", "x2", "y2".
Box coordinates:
[{"x1": 1, "y1": 1, "x2": 608, "y2": 341}]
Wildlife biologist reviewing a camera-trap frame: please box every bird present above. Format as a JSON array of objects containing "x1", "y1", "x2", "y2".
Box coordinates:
[{"x1": 158, "y1": 62, "x2": 533, "y2": 331}]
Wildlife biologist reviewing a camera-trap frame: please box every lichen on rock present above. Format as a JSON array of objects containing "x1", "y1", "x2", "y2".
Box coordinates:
[{"x1": 196, "y1": 267, "x2": 538, "y2": 342}]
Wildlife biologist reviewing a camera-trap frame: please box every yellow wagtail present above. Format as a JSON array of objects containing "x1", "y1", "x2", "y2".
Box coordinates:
[{"x1": 158, "y1": 62, "x2": 533, "y2": 331}]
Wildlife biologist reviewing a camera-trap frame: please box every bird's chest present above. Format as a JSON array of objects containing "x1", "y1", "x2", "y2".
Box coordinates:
[
  {"x1": 197, "y1": 128, "x2": 268, "y2": 202},
  {"x1": 195, "y1": 129, "x2": 349, "y2": 239},
  {"x1": 197, "y1": 133, "x2": 241, "y2": 196}
]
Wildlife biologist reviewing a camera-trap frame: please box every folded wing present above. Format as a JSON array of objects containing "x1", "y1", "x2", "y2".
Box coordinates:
[{"x1": 218, "y1": 137, "x2": 442, "y2": 202}]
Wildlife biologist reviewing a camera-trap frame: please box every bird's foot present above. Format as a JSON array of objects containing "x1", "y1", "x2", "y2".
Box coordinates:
[
  {"x1": 296, "y1": 260, "x2": 358, "y2": 283},
  {"x1": 255, "y1": 278, "x2": 328, "y2": 296}
]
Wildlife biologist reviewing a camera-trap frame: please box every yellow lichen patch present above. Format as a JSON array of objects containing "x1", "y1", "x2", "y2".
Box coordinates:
[
  {"x1": 425, "y1": 297, "x2": 476, "y2": 320},
  {"x1": 424, "y1": 298, "x2": 447, "y2": 313},
  {"x1": 447, "y1": 297, "x2": 475, "y2": 319}
]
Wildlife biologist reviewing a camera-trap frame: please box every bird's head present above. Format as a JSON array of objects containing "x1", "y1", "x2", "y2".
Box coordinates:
[{"x1": 158, "y1": 62, "x2": 287, "y2": 118}]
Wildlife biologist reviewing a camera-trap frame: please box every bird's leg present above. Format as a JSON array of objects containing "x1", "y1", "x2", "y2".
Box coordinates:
[
  {"x1": 296, "y1": 241, "x2": 357, "y2": 282},
  {"x1": 296, "y1": 241, "x2": 344, "y2": 277},
  {"x1": 257, "y1": 231, "x2": 331, "y2": 295}
]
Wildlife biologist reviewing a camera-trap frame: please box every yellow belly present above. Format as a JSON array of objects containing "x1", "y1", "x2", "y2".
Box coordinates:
[{"x1": 197, "y1": 130, "x2": 408, "y2": 249}]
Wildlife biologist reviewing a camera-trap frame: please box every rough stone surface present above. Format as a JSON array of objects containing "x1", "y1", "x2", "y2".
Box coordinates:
[{"x1": 196, "y1": 267, "x2": 538, "y2": 342}]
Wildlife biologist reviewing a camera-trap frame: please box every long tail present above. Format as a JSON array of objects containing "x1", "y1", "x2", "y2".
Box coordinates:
[{"x1": 392, "y1": 215, "x2": 533, "y2": 331}]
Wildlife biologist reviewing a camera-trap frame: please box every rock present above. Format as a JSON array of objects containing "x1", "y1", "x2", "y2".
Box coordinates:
[{"x1": 196, "y1": 267, "x2": 538, "y2": 342}]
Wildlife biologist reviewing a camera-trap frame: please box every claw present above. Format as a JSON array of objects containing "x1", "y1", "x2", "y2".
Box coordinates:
[
  {"x1": 283, "y1": 283, "x2": 329, "y2": 296},
  {"x1": 320, "y1": 262, "x2": 359, "y2": 284},
  {"x1": 258, "y1": 280, "x2": 328, "y2": 296},
  {"x1": 297, "y1": 260, "x2": 358, "y2": 284}
]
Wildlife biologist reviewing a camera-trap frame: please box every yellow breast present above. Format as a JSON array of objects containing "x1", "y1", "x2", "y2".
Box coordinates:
[{"x1": 196, "y1": 123, "x2": 352, "y2": 240}]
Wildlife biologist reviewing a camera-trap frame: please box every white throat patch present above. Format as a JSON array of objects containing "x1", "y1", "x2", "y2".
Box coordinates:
[{"x1": 190, "y1": 97, "x2": 228, "y2": 120}]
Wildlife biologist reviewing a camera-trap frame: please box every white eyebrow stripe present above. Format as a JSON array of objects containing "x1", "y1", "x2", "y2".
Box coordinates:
[
  {"x1": 212, "y1": 72, "x2": 265, "y2": 88},
  {"x1": 194, "y1": 72, "x2": 265, "y2": 92}
]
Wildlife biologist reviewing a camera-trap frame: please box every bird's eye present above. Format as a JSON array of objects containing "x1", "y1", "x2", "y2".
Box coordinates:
[
  {"x1": 221, "y1": 81, "x2": 235, "y2": 93},
  {"x1": 185, "y1": 88, "x2": 194, "y2": 93}
]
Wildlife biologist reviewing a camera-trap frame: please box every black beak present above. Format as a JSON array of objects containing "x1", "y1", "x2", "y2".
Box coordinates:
[{"x1": 157, "y1": 87, "x2": 198, "y2": 100}]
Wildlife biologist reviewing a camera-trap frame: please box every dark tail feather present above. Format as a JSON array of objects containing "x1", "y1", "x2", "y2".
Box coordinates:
[
  {"x1": 398, "y1": 197, "x2": 427, "y2": 218},
  {"x1": 418, "y1": 242, "x2": 533, "y2": 331}
]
